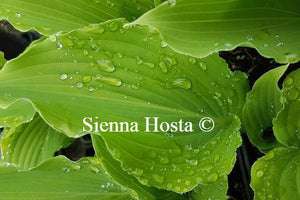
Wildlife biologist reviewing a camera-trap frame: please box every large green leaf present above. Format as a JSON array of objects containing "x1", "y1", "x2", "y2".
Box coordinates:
[
  {"x1": 0, "y1": 0, "x2": 154, "y2": 34},
  {"x1": 92, "y1": 134, "x2": 184, "y2": 200},
  {"x1": 0, "y1": 156, "x2": 132, "y2": 200},
  {"x1": 242, "y1": 65, "x2": 288, "y2": 152},
  {"x1": 251, "y1": 147, "x2": 300, "y2": 200},
  {"x1": 274, "y1": 68, "x2": 300, "y2": 147},
  {"x1": 133, "y1": 0, "x2": 300, "y2": 63},
  {"x1": 1, "y1": 114, "x2": 73, "y2": 169},
  {"x1": 0, "y1": 19, "x2": 248, "y2": 192},
  {"x1": 0, "y1": 99, "x2": 35, "y2": 127}
]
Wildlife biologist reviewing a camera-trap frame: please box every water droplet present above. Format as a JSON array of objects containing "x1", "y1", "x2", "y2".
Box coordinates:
[
  {"x1": 165, "y1": 57, "x2": 177, "y2": 66},
  {"x1": 152, "y1": 174, "x2": 164, "y2": 184},
  {"x1": 140, "y1": 179, "x2": 148, "y2": 185},
  {"x1": 97, "y1": 59, "x2": 115, "y2": 72},
  {"x1": 82, "y1": 76, "x2": 91, "y2": 83},
  {"x1": 71, "y1": 164, "x2": 81, "y2": 170},
  {"x1": 172, "y1": 78, "x2": 192, "y2": 89},
  {"x1": 132, "y1": 168, "x2": 143, "y2": 177},
  {"x1": 145, "y1": 62, "x2": 155, "y2": 68},
  {"x1": 256, "y1": 170, "x2": 264, "y2": 177},
  {"x1": 90, "y1": 166, "x2": 100, "y2": 173},
  {"x1": 87, "y1": 24, "x2": 105, "y2": 34},
  {"x1": 280, "y1": 96, "x2": 287, "y2": 104},
  {"x1": 287, "y1": 88, "x2": 299, "y2": 100},
  {"x1": 117, "y1": 53, "x2": 123, "y2": 58},
  {"x1": 189, "y1": 57, "x2": 196, "y2": 64},
  {"x1": 15, "y1": 13, "x2": 21, "y2": 18},
  {"x1": 159, "y1": 61, "x2": 168, "y2": 73},
  {"x1": 159, "y1": 157, "x2": 169, "y2": 164},
  {"x1": 284, "y1": 77, "x2": 293, "y2": 86},
  {"x1": 198, "y1": 61, "x2": 207, "y2": 70},
  {"x1": 224, "y1": 43, "x2": 232, "y2": 47},
  {"x1": 56, "y1": 42, "x2": 63, "y2": 49},
  {"x1": 186, "y1": 159, "x2": 198, "y2": 166},
  {"x1": 76, "y1": 82, "x2": 83, "y2": 88},
  {"x1": 88, "y1": 86, "x2": 95, "y2": 92},
  {"x1": 174, "y1": 186, "x2": 181, "y2": 192},
  {"x1": 63, "y1": 38, "x2": 74, "y2": 47},
  {"x1": 136, "y1": 56, "x2": 143, "y2": 65},
  {"x1": 60, "y1": 73, "x2": 68, "y2": 80},
  {"x1": 246, "y1": 36, "x2": 253, "y2": 41},
  {"x1": 285, "y1": 53, "x2": 298, "y2": 63},
  {"x1": 215, "y1": 92, "x2": 222, "y2": 97},
  {"x1": 107, "y1": 22, "x2": 119, "y2": 31},
  {"x1": 95, "y1": 74, "x2": 122, "y2": 87},
  {"x1": 208, "y1": 173, "x2": 218, "y2": 182},
  {"x1": 62, "y1": 167, "x2": 70, "y2": 173},
  {"x1": 83, "y1": 49, "x2": 89, "y2": 56},
  {"x1": 276, "y1": 42, "x2": 284, "y2": 47},
  {"x1": 49, "y1": 35, "x2": 57, "y2": 42},
  {"x1": 168, "y1": 0, "x2": 176, "y2": 6},
  {"x1": 160, "y1": 40, "x2": 168, "y2": 48},
  {"x1": 185, "y1": 180, "x2": 191, "y2": 186}
]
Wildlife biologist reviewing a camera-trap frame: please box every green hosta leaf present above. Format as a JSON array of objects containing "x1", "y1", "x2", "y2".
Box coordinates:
[
  {"x1": 133, "y1": 0, "x2": 300, "y2": 63},
  {"x1": 0, "y1": 19, "x2": 248, "y2": 192},
  {"x1": 0, "y1": 0, "x2": 154, "y2": 35},
  {"x1": 1, "y1": 114, "x2": 73, "y2": 169},
  {"x1": 92, "y1": 134, "x2": 184, "y2": 200},
  {"x1": 242, "y1": 65, "x2": 288, "y2": 152},
  {"x1": 274, "y1": 69, "x2": 300, "y2": 147},
  {"x1": 0, "y1": 52, "x2": 5, "y2": 68},
  {"x1": 0, "y1": 99, "x2": 35, "y2": 127},
  {"x1": 0, "y1": 156, "x2": 132, "y2": 200},
  {"x1": 251, "y1": 147, "x2": 300, "y2": 199},
  {"x1": 191, "y1": 176, "x2": 228, "y2": 200}
]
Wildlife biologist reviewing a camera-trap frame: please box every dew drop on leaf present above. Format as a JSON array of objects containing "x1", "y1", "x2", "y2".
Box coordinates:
[
  {"x1": 172, "y1": 78, "x2": 192, "y2": 89},
  {"x1": 136, "y1": 56, "x2": 143, "y2": 65},
  {"x1": 56, "y1": 42, "x2": 63, "y2": 49},
  {"x1": 152, "y1": 174, "x2": 164, "y2": 184},
  {"x1": 60, "y1": 73, "x2": 68, "y2": 80},
  {"x1": 82, "y1": 76, "x2": 91, "y2": 83},
  {"x1": 95, "y1": 74, "x2": 122, "y2": 87},
  {"x1": 168, "y1": 0, "x2": 176, "y2": 6},
  {"x1": 90, "y1": 166, "x2": 100, "y2": 173},
  {"x1": 208, "y1": 172, "x2": 218, "y2": 182},
  {"x1": 76, "y1": 82, "x2": 83, "y2": 88},
  {"x1": 160, "y1": 40, "x2": 168, "y2": 48},
  {"x1": 287, "y1": 88, "x2": 299, "y2": 100},
  {"x1": 15, "y1": 13, "x2": 21, "y2": 18},
  {"x1": 159, "y1": 61, "x2": 168, "y2": 73},
  {"x1": 256, "y1": 170, "x2": 264, "y2": 177},
  {"x1": 49, "y1": 35, "x2": 56, "y2": 42},
  {"x1": 97, "y1": 59, "x2": 115, "y2": 72},
  {"x1": 189, "y1": 57, "x2": 196, "y2": 64},
  {"x1": 198, "y1": 61, "x2": 207, "y2": 71}
]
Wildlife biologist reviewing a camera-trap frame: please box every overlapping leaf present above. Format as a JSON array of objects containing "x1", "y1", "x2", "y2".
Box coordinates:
[
  {"x1": 0, "y1": 99, "x2": 35, "y2": 127},
  {"x1": 251, "y1": 147, "x2": 300, "y2": 199},
  {"x1": 0, "y1": 156, "x2": 132, "y2": 200},
  {"x1": 1, "y1": 114, "x2": 73, "y2": 169},
  {"x1": 274, "y1": 68, "x2": 300, "y2": 147},
  {"x1": 133, "y1": 0, "x2": 300, "y2": 63},
  {"x1": 92, "y1": 135, "x2": 184, "y2": 200},
  {"x1": 0, "y1": 0, "x2": 155, "y2": 35},
  {"x1": 0, "y1": 19, "x2": 248, "y2": 192},
  {"x1": 242, "y1": 65, "x2": 288, "y2": 152}
]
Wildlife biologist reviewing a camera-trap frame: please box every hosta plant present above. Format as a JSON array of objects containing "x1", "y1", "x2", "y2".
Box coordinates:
[{"x1": 0, "y1": 0, "x2": 299, "y2": 199}]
